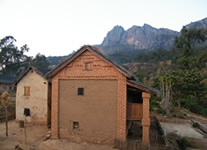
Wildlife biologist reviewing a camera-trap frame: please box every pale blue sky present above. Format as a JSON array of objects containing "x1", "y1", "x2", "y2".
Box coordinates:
[{"x1": 0, "y1": 0, "x2": 206, "y2": 57}]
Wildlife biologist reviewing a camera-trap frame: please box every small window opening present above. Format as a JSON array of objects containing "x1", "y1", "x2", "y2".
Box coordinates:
[
  {"x1": 73, "y1": 121, "x2": 79, "y2": 130},
  {"x1": 77, "y1": 88, "x2": 84, "y2": 96},
  {"x1": 24, "y1": 108, "x2": 31, "y2": 116},
  {"x1": 24, "y1": 87, "x2": 30, "y2": 96},
  {"x1": 85, "y1": 62, "x2": 92, "y2": 71}
]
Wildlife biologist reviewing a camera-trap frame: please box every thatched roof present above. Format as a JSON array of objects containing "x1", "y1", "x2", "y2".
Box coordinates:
[
  {"x1": 46, "y1": 45, "x2": 159, "y2": 96},
  {"x1": 13, "y1": 67, "x2": 46, "y2": 85}
]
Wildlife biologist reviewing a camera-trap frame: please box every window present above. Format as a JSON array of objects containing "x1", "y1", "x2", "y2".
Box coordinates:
[
  {"x1": 24, "y1": 87, "x2": 30, "y2": 96},
  {"x1": 24, "y1": 108, "x2": 31, "y2": 116},
  {"x1": 85, "y1": 62, "x2": 92, "y2": 71},
  {"x1": 73, "y1": 121, "x2": 79, "y2": 130},
  {"x1": 77, "y1": 88, "x2": 84, "y2": 96}
]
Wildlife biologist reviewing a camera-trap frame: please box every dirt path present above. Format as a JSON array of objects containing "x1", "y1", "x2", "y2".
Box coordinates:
[
  {"x1": 0, "y1": 120, "x2": 116, "y2": 150},
  {"x1": 0, "y1": 121, "x2": 48, "y2": 150}
]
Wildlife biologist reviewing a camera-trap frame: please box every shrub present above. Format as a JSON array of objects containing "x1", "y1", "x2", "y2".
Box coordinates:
[
  {"x1": 192, "y1": 122, "x2": 200, "y2": 128},
  {"x1": 189, "y1": 104, "x2": 207, "y2": 117},
  {"x1": 176, "y1": 137, "x2": 190, "y2": 150},
  {"x1": 176, "y1": 110, "x2": 187, "y2": 119},
  {"x1": 155, "y1": 107, "x2": 166, "y2": 115},
  {"x1": 150, "y1": 96, "x2": 162, "y2": 112},
  {"x1": 181, "y1": 96, "x2": 207, "y2": 117},
  {"x1": 150, "y1": 100, "x2": 161, "y2": 108},
  {"x1": 151, "y1": 95, "x2": 162, "y2": 102}
]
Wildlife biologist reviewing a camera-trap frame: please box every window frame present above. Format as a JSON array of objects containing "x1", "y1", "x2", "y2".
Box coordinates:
[
  {"x1": 77, "y1": 88, "x2": 84, "y2": 96},
  {"x1": 24, "y1": 86, "x2": 30, "y2": 96},
  {"x1": 73, "y1": 121, "x2": 79, "y2": 130},
  {"x1": 85, "y1": 62, "x2": 92, "y2": 71}
]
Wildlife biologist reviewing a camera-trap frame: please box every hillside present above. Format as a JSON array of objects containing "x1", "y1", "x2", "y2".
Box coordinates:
[
  {"x1": 97, "y1": 17, "x2": 207, "y2": 56},
  {"x1": 186, "y1": 17, "x2": 207, "y2": 29},
  {"x1": 99, "y1": 24, "x2": 178, "y2": 54}
]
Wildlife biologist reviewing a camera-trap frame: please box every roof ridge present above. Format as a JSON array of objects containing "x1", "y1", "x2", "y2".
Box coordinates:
[{"x1": 13, "y1": 66, "x2": 46, "y2": 85}]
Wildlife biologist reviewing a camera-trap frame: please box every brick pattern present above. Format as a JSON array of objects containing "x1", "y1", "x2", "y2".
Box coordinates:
[
  {"x1": 142, "y1": 92, "x2": 151, "y2": 145},
  {"x1": 116, "y1": 76, "x2": 127, "y2": 143},
  {"x1": 50, "y1": 50, "x2": 127, "y2": 143},
  {"x1": 51, "y1": 76, "x2": 59, "y2": 138},
  {"x1": 142, "y1": 126, "x2": 150, "y2": 144}
]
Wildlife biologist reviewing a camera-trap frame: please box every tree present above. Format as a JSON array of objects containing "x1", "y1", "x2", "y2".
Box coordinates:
[
  {"x1": 171, "y1": 27, "x2": 207, "y2": 109},
  {"x1": 1, "y1": 92, "x2": 9, "y2": 137},
  {"x1": 174, "y1": 27, "x2": 206, "y2": 70},
  {"x1": 31, "y1": 53, "x2": 50, "y2": 74},
  {"x1": 159, "y1": 75, "x2": 172, "y2": 111},
  {"x1": 0, "y1": 36, "x2": 30, "y2": 75},
  {"x1": 170, "y1": 69, "x2": 205, "y2": 109}
]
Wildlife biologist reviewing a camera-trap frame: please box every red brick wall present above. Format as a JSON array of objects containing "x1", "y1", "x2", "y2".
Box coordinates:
[
  {"x1": 51, "y1": 50, "x2": 127, "y2": 144},
  {"x1": 142, "y1": 92, "x2": 150, "y2": 144}
]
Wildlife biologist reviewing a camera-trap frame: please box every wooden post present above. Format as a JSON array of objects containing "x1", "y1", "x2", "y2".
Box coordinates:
[
  {"x1": 24, "y1": 116, "x2": 27, "y2": 144},
  {"x1": 5, "y1": 106, "x2": 8, "y2": 137},
  {"x1": 142, "y1": 92, "x2": 150, "y2": 145}
]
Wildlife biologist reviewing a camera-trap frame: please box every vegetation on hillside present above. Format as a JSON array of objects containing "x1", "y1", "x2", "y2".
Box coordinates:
[
  {"x1": 109, "y1": 27, "x2": 207, "y2": 117},
  {"x1": 150, "y1": 27, "x2": 207, "y2": 116}
]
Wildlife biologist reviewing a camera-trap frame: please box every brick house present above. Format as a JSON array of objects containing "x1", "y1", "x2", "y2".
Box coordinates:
[
  {"x1": 47, "y1": 45, "x2": 159, "y2": 146},
  {"x1": 14, "y1": 67, "x2": 51, "y2": 125}
]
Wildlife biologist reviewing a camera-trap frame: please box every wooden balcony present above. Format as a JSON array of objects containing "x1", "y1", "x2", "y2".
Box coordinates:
[{"x1": 127, "y1": 103, "x2": 143, "y2": 120}]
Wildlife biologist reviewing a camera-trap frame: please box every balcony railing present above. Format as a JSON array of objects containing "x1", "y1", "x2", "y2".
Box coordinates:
[{"x1": 127, "y1": 103, "x2": 143, "y2": 120}]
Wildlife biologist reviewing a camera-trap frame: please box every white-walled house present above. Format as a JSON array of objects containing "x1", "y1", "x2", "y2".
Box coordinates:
[{"x1": 14, "y1": 67, "x2": 51, "y2": 125}]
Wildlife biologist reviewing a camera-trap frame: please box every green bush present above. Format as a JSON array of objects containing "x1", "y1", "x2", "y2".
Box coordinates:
[
  {"x1": 189, "y1": 104, "x2": 207, "y2": 117},
  {"x1": 192, "y1": 122, "x2": 200, "y2": 128},
  {"x1": 151, "y1": 95, "x2": 162, "y2": 102},
  {"x1": 176, "y1": 137, "x2": 190, "y2": 150},
  {"x1": 181, "y1": 96, "x2": 196, "y2": 109},
  {"x1": 181, "y1": 96, "x2": 207, "y2": 117},
  {"x1": 150, "y1": 100, "x2": 161, "y2": 108},
  {"x1": 155, "y1": 107, "x2": 166, "y2": 115},
  {"x1": 176, "y1": 110, "x2": 187, "y2": 119},
  {"x1": 150, "y1": 98, "x2": 162, "y2": 112}
]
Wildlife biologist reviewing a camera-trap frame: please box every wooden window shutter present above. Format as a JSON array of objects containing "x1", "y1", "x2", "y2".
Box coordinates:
[{"x1": 24, "y1": 87, "x2": 30, "y2": 96}]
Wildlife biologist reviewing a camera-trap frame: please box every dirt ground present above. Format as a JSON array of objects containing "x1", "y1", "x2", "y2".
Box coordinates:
[
  {"x1": 159, "y1": 116, "x2": 207, "y2": 150},
  {"x1": 1, "y1": 115, "x2": 207, "y2": 150},
  {"x1": 0, "y1": 121, "x2": 116, "y2": 150}
]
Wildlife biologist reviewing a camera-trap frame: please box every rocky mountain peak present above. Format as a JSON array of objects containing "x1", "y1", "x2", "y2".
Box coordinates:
[
  {"x1": 186, "y1": 17, "x2": 207, "y2": 30},
  {"x1": 100, "y1": 24, "x2": 178, "y2": 53},
  {"x1": 98, "y1": 17, "x2": 207, "y2": 54},
  {"x1": 101, "y1": 25, "x2": 125, "y2": 47},
  {"x1": 143, "y1": 23, "x2": 153, "y2": 29}
]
